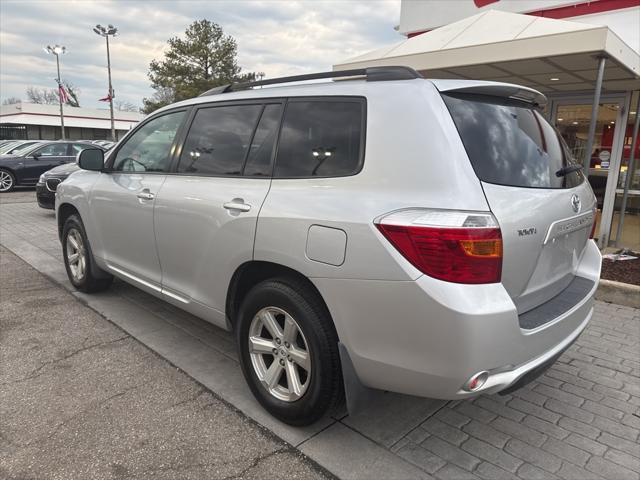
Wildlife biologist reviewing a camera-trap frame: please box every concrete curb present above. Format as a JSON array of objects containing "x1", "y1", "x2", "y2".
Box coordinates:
[{"x1": 596, "y1": 279, "x2": 640, "y2": 309}]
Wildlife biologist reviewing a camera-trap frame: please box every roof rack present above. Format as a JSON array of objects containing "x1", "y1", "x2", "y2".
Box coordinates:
[{"x1": 198, "y1": 66, "x2": 423, "y2": 97}]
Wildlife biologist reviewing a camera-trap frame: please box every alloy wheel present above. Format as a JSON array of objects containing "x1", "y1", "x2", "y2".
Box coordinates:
[
  {"x1": 0, "y1": 171, "x2": 13, "y2": 192},
  {"x1": 248, "y1": 306, "x2": 311, "y2": 402},
  {"x1": 66, "y1": 228, "x2": 86, "y2": 282}
]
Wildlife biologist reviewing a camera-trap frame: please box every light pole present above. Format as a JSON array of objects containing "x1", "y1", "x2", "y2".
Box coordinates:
[
  {"x1": 44, "y1": 44, "x2": 66, "y2": 139},
  {"x1": 93, "y1": 24, "x2": 118, "y2": 141}
]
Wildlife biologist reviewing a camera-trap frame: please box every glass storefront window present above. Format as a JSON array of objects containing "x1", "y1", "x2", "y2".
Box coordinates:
[
  {"x1": 611, "y1": 91, "x2": 639, "y2": 251},
  {"x1": 553, "y1": 96, "x2": 639, "y2": 251},
  {"x1": 555, "y1": 102, "x2": 620, "y2": 208}
]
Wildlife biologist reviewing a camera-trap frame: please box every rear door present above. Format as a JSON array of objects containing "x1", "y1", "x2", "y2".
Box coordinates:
[
  {"x1": 154, "y1": 101, "x2": 282, "y2": 323},
  {"x1": 441, "y1": 89, "x2": 596, "y2": 313}
]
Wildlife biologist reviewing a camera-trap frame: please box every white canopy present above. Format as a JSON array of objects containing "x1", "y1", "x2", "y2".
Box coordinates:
[{"x1": 334, "y1": 10, "x2": 640, "y2": 93}]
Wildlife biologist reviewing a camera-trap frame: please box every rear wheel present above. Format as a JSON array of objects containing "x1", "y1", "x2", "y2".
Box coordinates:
[
  {"x1": 236, "y1": 278, "x2": 342, "y2": 425},
  {"x1": 62, "y1": 214, "x2": 113, "y2": 293},
  {"x1": 0, "y1": 169, "x2": 15, "y2": 192}
]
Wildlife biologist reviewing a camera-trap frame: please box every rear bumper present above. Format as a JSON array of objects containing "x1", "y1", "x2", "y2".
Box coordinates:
[{"x1": 312, "y1": 240, "x2": 601, "y2": 399}]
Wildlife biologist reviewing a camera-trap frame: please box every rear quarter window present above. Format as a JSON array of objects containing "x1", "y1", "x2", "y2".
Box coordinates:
[
  {"x1": 443, "y1": 93, "x2": 583, "y2": 189},
  {"x1": 274, "y1": 99, "x2": 364, "y2": 178}
]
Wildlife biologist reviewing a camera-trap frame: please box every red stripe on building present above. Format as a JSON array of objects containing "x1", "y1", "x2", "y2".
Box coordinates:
[{"x1": 406, "y1": 0, "x2": 640, "y2": 38}]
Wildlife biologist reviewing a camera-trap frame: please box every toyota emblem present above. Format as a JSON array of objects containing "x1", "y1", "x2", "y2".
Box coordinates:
[{"x1": 571, "y1": 194, "x2": 581, "y2": 213}]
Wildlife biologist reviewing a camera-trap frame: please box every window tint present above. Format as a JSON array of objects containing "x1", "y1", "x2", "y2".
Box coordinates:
[
  {"x1": 35, "y1": 143, "x2": 68, "y2": 157},
  {"x1": 274, "y1": 100, "x2": 363, "y2": 178},
  {"x1": 443, "y1": 93, "x2": 583, "y2": 189},
  {"x1": 179, "y1": 104, "x2": 262, "y2": 175},
  {"x1": 113, "y1": 111, "x2": 185, "y2": 172},
  {"x1": 244, "y1": 104, "x2": 282, "y2": 176}
]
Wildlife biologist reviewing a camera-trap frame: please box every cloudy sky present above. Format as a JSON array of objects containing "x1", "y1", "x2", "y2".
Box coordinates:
[{"x1": 0, "y1": 0, "x2": 402, "y2": 110}]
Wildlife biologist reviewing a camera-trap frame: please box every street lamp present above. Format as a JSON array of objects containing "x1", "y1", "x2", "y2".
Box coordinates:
[
  {"x1": 44, "y1": 44, "x2": 67, "y2": 139},
  {"x1": 93, "y1": 24, "x2": 118, "y2": 141}
]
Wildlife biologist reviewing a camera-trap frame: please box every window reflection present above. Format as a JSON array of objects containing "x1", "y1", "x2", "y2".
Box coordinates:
[
  {"x1": 443, "y1": 94, "x2": 582, "y2": 189},
  {"x1": 274, "y1": 101, "x2": 363, "y2": 178}
]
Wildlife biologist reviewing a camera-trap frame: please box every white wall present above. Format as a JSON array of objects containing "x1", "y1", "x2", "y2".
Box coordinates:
[
  {"x1": 399, "y1": 1, "x2": 640, "y2": 54},
  {"x1": 571, "y1": 7, "x2": 640, "y2": 53},
  {"x1": 399, "y1": 0, "x2": 582, "y2": 33}
]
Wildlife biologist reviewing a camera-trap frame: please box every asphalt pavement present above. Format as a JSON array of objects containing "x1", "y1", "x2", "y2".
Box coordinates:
[{"x1": 0, "y1": 246, "x2": 331, "y2": 480}]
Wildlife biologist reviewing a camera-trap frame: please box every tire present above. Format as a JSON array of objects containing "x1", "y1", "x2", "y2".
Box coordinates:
[
  {"x1": 0, "y1": 169, "x2": 16, "y2": 192},
  {"x1": 236, "y1": 278, "x2": 343, "y2": 426},
  {"x1": 62, "y1": 214, "x2": 113, "y2": 293}
]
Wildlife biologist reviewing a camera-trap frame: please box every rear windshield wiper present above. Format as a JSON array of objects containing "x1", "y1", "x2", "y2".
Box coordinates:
[{"x1": 556, "y1": 164, "x2": 583, "y2": 177}]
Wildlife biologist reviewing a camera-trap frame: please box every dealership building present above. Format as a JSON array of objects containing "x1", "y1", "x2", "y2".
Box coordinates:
[
  {"x1": 0, "y1": 102, "x2": 143, "y2": 141},
  {"x1": 335, "y1": 0, "x2": 640, "y2": 251}
]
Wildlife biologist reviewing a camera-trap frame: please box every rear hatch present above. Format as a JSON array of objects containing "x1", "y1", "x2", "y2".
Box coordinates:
[{"x1": 437, "y1": 82, "x2": 596, "y2": 314}]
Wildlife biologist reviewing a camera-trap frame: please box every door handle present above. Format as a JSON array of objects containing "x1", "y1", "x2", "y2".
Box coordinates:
[
  {"x1": 223, "y1": 200, "x2": 251, "y2": 212},
  {"x1": 137, "y1": 190, "x2": 155, "y2": 200}
]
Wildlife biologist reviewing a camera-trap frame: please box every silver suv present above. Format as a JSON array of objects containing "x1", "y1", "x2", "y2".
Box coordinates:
[{"x1": 56, "y1": 67, "x2": 600, "y2": 425}]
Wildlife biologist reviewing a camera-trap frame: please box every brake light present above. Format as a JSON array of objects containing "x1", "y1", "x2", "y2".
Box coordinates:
[{"x1": 375, "y1": 209, "x2": 502, "y2": 284}]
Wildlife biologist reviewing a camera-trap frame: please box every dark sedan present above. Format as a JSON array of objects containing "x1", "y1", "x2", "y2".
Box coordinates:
[
  {"x1": 36, "y1": 143, "x2": 109, "y2": 209},
  {"x1": 0, "y1": 141, "x2": 96, "y2": 192},
  {"x1": 35, "y1": 162, "x2": 80, "y2": 209}
]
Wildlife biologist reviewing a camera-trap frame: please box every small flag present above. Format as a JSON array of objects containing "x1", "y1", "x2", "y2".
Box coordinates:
[
  {"x1": 58, "y1": 84, "x2": 69, "y2": 103},
  {"x1": 98, "y1": 93, "x2": 112, "y2": 102}
]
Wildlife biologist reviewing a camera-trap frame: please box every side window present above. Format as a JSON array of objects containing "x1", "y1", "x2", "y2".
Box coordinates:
[
  {"x1": 178, "y1": 104, "x2": 262, "y2": 175},
  {"x1": 35, "y1": 143, "x2": 69, "y2": 157},
  {"x1": 274, "y1": 100, "x2": 363, "y2": 178},
  {"x1": 244, "y1": 104, "x2": 282, "y2": 176},
  {"x1": 112, "y1": 111, "x2": 185, "y2": 172},
  {"x1": 71, "y1": 143, "x2": 92, "y2": 154}
]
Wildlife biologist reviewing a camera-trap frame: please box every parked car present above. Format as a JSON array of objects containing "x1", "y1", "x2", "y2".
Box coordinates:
[
  {"x1": 36, "y1": 162, "x2": 80, "y2": 209},
  {"x1": 0, "y1": 140, "x2": 36, "y2": 155},
  {"x1": 0, "y1": 140, "x2": 42, "y2": 155},
  {"x1": 55, "y1": 67, "x2": 601, "y2": 425},
  {"x1": 0, "y1": 141, "x2": 96, "y2": 192},
  {"x1": 90, "y1": 140, "x2": 115, "y2": 149}
]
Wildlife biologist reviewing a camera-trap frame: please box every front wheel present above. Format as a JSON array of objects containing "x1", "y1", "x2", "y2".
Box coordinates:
[
  {"x1": 236, "y1": 279, "x2": 342, "y2": 426},
  {"x1": 62, "y1": 214, "x2": 113, "y2": 293}
]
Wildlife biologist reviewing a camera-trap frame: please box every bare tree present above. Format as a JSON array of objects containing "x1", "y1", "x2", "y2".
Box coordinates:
[
  {"x1": 142, "y1": 87, "x2": 175, "y2": 114},
  {"x1": 26, "y1": 86, "x2": 58, "y2": 104},
  {"x1": 114, "y1": 100, "x2": 139, "y2": 112},
  {"x1": 2, "y1": 97, "x2": 21, "y2": 105},
  {"x1": 25, "y1": 81, "x2": 80, "y2": 107}
]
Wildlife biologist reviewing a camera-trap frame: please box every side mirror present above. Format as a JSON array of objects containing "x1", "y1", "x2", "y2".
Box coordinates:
[
  {"x1": 32, "y1": 152, "x2": 41, "y2": 159},
  {"x1": 77, "y1": 148, "x2": 104, "y2": 171}
]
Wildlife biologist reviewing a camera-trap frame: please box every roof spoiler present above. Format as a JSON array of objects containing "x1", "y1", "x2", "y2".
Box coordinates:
[
  {"x1": 199, "y1": 66, "x2": 423, "y2": 97},
  {"x1": 431, "y1": 79, "x2": 547, "y2": 107}
]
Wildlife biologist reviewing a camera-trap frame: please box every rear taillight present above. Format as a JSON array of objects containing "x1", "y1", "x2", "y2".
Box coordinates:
[{"x1": 375, "y1": 209, "x2": 502, "y2": 284}]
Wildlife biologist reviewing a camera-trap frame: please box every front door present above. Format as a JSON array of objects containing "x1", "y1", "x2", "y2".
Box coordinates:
[
  {"x1": 21, "y1": 142, "x2": 73, "y2": 183},
  {"x1": 90, "y1": 110, "x2": 187, "y2": 292},
  {"x1": 551, "y1": 97, "x2": 627, "y2": 247},
  {"x1": 155, "y1": 102, "x2": 282, "y2": 324}
]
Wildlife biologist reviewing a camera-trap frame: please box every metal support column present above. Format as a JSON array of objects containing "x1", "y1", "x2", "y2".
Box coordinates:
[
  {"x1": 615, "y1": 92, "x2": 640, "y2": 247},
  {"x1": 583, "y1": 56, "x2": 607, "y2": 176}
]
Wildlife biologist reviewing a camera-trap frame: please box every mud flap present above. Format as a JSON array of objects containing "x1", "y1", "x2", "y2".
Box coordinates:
[{"x1": 338, "y1": 342, "x2": 376, "y2": 415}]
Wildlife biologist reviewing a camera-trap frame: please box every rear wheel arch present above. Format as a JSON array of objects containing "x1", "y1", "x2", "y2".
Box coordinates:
[{"x1": 226, "y1": 261, "x2": 336, "y2": 334}]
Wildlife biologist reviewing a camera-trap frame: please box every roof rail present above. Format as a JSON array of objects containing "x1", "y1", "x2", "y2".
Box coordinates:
[{"x1": 198, "y1": 66, "x2": 422, "y2": 97}]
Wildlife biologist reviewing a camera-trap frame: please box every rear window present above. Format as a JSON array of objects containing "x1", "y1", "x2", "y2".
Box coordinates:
[{"x1": 443, "y1": 93, "x2": 583, "y2": 189}]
